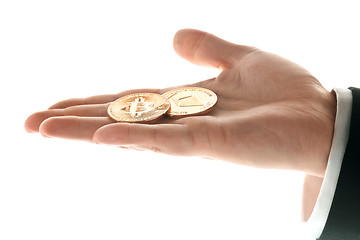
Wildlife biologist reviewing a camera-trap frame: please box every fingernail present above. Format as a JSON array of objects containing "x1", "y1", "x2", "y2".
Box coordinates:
[
  {"x1": 40, "y1": 132, "x2": 52, "y2": 138},
  {"x1": 93, "y1": 134, "x2": 107, "y2": 145}
]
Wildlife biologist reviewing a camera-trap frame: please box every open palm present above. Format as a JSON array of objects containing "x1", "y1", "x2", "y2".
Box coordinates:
[{"x1": 25, "y1": 29, "x2": 336, "y2": 177}]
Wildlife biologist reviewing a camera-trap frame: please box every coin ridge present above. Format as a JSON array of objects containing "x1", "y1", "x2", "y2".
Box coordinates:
[{"x1": 162, "y1": 87, "x2": 217, "y2": 118}]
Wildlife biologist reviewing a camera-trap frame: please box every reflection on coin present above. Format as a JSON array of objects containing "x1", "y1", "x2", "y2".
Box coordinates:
[
  {"x1": 162, "y1": 87, "x2": 217, "y2": 118},
  {"x1": 107, "y1": 93, "x2": 170, "y2": 123}
]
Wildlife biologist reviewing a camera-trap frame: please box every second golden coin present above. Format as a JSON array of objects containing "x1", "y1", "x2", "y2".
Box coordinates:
[{"x1": 162, "y1": 87, "x2": 217, "y2": 118}]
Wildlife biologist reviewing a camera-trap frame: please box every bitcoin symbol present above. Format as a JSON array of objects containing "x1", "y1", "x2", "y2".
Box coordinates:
[{"x1": 121, "y1": 97, "x2": 154, "y2": 117}]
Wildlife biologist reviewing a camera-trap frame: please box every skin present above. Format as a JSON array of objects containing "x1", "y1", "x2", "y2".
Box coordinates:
[{"x1": 25, "y1": 29, "x2": 337, "y2": 219}]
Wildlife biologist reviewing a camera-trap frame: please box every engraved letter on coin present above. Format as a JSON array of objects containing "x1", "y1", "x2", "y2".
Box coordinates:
[{"x1": 172, "y1": 94, "x2": 204, "y2": 108}]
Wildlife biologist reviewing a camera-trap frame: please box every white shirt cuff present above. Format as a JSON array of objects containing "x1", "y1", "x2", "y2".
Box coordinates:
[{"x1": 306, "y1": 88, "x2": 353, "y2": 238}]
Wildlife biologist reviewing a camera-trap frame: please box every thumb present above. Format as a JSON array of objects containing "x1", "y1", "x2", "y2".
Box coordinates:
[{"x1": 173, "y1": 29, "x2": 255, "y2": 69}]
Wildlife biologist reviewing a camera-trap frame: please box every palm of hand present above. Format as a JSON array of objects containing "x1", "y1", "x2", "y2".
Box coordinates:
[{"x1": 25, "y1": 29, "x2": 336, "y2": 177}]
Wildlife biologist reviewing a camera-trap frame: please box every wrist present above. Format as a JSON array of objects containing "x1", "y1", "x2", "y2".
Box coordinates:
[{"x1": 306, "y1": 89, "x2": 337, "y2": 177}]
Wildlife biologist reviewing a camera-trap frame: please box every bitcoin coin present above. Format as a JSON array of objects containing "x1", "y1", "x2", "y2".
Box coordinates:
[
  {"x1": 107, "y1": 93, "x2": 170, "y2": 123},
  {"x1": 162, "y1": 87, "x2": 217, "y2": 118}
]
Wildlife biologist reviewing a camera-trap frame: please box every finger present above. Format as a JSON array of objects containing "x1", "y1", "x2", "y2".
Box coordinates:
[
  {"x1": 158, "y1": 78, "x2": 216, "y2": 94},
  {"x1": 63, "y1": 103, "x2": 109, "y2": 117},
  {"x1": 49, "y1": 88, "x2": 162, "y2": 109},
  {"x1": 39, "y1": 116, "x2": 113, "y2": 142},
  {"x1": 26, "y1": 110, "x2": 61, "y2": 133},
  {"x1": 173, "y1": 29, "x2": 256, "y2": 69},
  {"x1": 93, "y1": 123, "x2": 196, "y2": 156},
  {"x1": 25, "y1": 104, "x2": 111, "y2": 133}
]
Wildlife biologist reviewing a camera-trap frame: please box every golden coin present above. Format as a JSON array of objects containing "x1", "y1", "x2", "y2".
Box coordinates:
[
  {"x1": 107, "y1": 93, "x2": 170, "y2": 123},
  {"x1": 162, "y1": 87, "x2": 217, "y2": 118}
]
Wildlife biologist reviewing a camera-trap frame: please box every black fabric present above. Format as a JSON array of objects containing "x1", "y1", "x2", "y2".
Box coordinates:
[{"x1": 319, "y1": 87, "x2": 360, "y2": 239}]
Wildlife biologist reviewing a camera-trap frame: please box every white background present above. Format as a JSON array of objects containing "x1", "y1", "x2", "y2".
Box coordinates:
[{"x1": 1, "y1": 0, "x2": 359, "y2": 239}]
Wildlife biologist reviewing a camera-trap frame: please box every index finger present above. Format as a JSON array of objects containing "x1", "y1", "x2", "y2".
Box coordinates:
[{"x1": 49, "y1": 88, "x2": 162, "y2": 109}]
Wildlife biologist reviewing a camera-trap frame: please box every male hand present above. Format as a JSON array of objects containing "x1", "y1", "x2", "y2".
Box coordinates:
[{"x1": 25, "y1": 29, "x2": 336, "y2": 178}]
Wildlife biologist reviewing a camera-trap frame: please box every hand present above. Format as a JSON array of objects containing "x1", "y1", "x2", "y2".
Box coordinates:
[{"x1": 25, "y1": 29, "x2": 336, "y2": 177}]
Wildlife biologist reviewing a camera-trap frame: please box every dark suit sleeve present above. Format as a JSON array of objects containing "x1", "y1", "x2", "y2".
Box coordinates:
[{"x1": 318, "y1": 87, "x2": 360, "y2": 239}]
